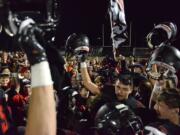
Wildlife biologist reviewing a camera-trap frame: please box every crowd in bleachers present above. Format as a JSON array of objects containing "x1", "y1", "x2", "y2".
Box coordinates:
[
  {"x1": 0, "y1": 51, "x2": 30, "y2": 134},
  {"x1": 1, "y1": 48, "x2": 180, "y2": 135}
]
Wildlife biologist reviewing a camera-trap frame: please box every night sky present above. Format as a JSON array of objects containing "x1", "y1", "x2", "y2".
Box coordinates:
[
  {"x1": 5, "y1": 0, "x2": 180, "y2": 53},
  {"x1": 55, "y1": 0, "x2": 180, "y2": 51},
  {"x1": 125, "y1": 0, "x2": 180, "y2": 48}
]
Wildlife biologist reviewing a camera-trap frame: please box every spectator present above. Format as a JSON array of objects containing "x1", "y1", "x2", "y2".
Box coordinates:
[{"x1": 148, "y1": 88, "x2": 180, "y2": 135}]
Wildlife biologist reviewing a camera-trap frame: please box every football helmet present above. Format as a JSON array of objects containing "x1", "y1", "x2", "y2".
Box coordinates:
[{"x1": 95, "y1": 102, "x2": 143, "y2": 135}]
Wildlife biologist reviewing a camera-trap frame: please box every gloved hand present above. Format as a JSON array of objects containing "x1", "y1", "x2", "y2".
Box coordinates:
[
  {"x1": 144, "y1": 126, "x2": 166, "y2": 135},
  {"x1": 46, "y1": 45, "x2": 66, "y2": 92},
  {"x1": 17, "y1": 18, "x2": 47, "y2": 65},
  {"x1": 75, "y1": 47, "x2": 89, "y2": 62}
]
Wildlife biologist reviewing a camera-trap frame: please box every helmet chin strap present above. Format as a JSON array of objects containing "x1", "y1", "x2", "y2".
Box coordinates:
[
  {"x1": 163, "y1": 69, "x2": 170, "y2": 78},
  {"x1": 149, "y1": 81, "x2": 162, "y2": 109}
]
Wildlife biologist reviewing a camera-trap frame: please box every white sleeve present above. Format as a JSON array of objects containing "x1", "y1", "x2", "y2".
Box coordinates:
[{"x1": 144, "y1": 126, "x2": 167, "y2": 135}]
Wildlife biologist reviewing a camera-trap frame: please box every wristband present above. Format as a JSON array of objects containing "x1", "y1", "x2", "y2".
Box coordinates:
[
  {"x1": 31, "y1": 61, "x2": 53, "y2": 88},
  {"x1": 80, "y1": 62, "x2": 87, "y2": 68}
]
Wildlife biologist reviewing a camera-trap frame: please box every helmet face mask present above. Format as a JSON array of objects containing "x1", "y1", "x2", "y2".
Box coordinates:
[
  {"x1": 147, "y1": 62, "x2": 175, "y2": 80},
  {"x1": 147, "y1": 44, "x2": 180, "y2": 80},
  {"x1": 95, "y1": 103, "x2": 143, "y2": 135},
  {"x1": 65, "y1": 33, "x2": 90, "y2": 60}
]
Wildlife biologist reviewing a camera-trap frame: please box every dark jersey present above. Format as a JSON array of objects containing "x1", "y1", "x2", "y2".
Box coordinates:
[
  {"x1": 0, "y1": 89, "x2": 18, "y2": 135},
  {"x1": 147, "y1": 119, "x2": 180, "y2": 135}
]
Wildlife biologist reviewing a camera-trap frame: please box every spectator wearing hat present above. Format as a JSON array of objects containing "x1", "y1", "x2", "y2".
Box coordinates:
[
  {"x1": 0, "y1": 68, "x2": 19, "y2": 101},
  {"x1": 0, "y1": 66, "x2": 29, "y2": 128},
  {"x1": 19, "y1": 79, "x2": 31, "y2": 100},
  {"x1": 0, "y1": 68, "x2": 11, "y2": 92}
]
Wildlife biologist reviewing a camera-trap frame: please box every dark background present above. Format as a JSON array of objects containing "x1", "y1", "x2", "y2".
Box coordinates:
[
  {"x1": 55, "y1": 0, "x2": 180, "y2": 55},
  {"x1": 125, "y1": 0, "x2": 180, "y2": 48},
  {"x1": 6, "y1": 0, "x2": 180, "y2": 54}
]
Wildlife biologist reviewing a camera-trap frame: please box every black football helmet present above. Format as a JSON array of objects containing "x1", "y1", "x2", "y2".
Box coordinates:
[
  {"x1": 146, "y1": 44, "x2": 180, "y2": 80},
  {"x1": 95, "y1": 102, "x2": 143, "y2": 135},
  {"x1": 65, "y1": 33, "x2": 90, "y2": 59},
  {"x1": 146, "y1": 22, "x2": 177, "y2": 49}
]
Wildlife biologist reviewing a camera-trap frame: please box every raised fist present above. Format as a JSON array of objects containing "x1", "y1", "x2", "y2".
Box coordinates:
[{"x1": 17, "y1": 18, "x2": 47, "y2": 65}]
